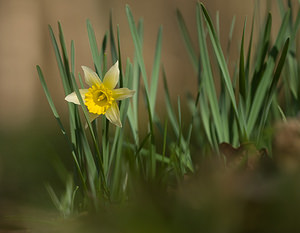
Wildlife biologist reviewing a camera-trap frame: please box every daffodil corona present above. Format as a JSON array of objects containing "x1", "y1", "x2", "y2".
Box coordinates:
[{"x1": 65, "y1": 61, "x2": 135, "y2": 127}]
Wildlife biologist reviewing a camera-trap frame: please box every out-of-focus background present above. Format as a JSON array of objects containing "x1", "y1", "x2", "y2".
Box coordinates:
[
  {"x1": 0, "y1": 0, "x2": 279, "y2": 129},
  {"x1": 0, "y1": 0, "x2": 280, "y2": 207}
]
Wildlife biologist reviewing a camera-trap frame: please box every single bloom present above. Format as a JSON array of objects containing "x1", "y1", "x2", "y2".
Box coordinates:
[{"x1": 65, "y1": 61, "x2": 135, "y2": 127}]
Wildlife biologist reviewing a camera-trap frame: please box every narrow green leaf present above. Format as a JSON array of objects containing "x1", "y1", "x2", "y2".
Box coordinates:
[
  {"x1": 71, "y1": 40, "x2": 75, "y2": 76},
  {"x1": 227, "y1": 15, "x2": 236, "y2": 56},
  {"x1": 239, "y1": 20, "x2": 247, "y2": 100},
  {"x1": 48, "y1": 25, "x2": 70, "y2": 94},
  {"x1": 268, "y1": 38, "x2": 290, "y2": 102},
  {"x1": 127, "y1": 57, "x2": 140, "y2": 145},
  {"x1": 99, "y1": 33, "x2": 108, "y2": 78},
  {"x1": 276, "y1": 0, "x2": 286, "y2": 18},
  {"x1": 292, "y1": 7, "x2": 300, "y2": 39},
  {"x1": 200, "y1": 3, "x2": 242, "y2": 135},
  {"x1": 109, "y1": 10, "x2": 118, "y2": 63},
  {"x1": 216, "y1": 11, "x2": 220, "y2": 38},
  {"x1": 149, "y1": 25, "x2": 163, "y2": 116},
  {"x1": 162, "y1": 68, "x2": 193, "y2": 170},
  {"x1": 162, "y1": 67, "x2": 179, "y2": 137},
  {"x1": 37, "y1": 66, "x2": 86, "y2": 192},
  {"x1": 251, "y1": 13, "x2": 272, "y2": 98},
  {"x1": 117, "y1": 26, "x2": 123, "y2": 88},
  {"x1": 247, "y1": 10, "x2": 290, "y2": 134},
  {"x1": 58, "y1": 22, "x2": 71, "y2": 86},
  {"x1": 145, "y1": 91, "x2": 155, "y2": 144},
  {"x1": 176, "y1": 9, "x2": 198, "y2": 70},
  {"x1": 162, "y1": 119, "x2": 168, "y2": 158},
  {"x1": 111, "y1": 130, "x2": 124, "y2": 200},
  {"x1": 86, "y1": 19, "x2": 102, "y2": 75},
  {"x1": 69, "y1": 72, "x2": 109, "y2": 196},
  {"x1": 126, "y1": 5, "x2": 149, "y2": 94},
  {"x1": 245, "y1": 11, "x2": 255, "y2": 89},
  {"x1": 124, "y1": 142, "x2": 170, "y2": 164},
  {"x1": 135, "y1": 133, "x2": 151, "y2": 156},
  {"x1": 196, "y1": 3, "x2": 225, "y2": 142},
  {"x1": 277, "y1": 105, "x2": 287, "y2": 122},
  {"x1": 258, "y1": 38, "x2": 290, "y2": 138},
  {"x1": 45, "y1": 185, "x2": 62, "y2": 214}
]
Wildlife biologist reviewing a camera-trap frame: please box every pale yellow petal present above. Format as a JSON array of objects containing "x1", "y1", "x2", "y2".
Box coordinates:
[
  {"x1": 65, "y1": 89, "x2": 89, "y2": 105},
  {"x1": 103, "y1": 61, "x2": 120, "y2": 89},
  {"x1": 111, "y1": 88, "x2": 135, "y2": 100},
  {"x1": 105, "y1": 102, "x2": 122, "y2": 127},
  {"x1": 88, "y1": 112, "x2": 99, "y2": 122},
  {"x1": 82, "y1": 66, "x2": 102, "y2": 87},
  {"x1": 85, "y1": 112, "x2": 99, "y2": 129}
]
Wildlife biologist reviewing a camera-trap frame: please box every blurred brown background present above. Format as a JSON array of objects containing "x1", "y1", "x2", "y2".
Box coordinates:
[{"x1": 0, "y1": 0, "x2": 285, "y2": 204}]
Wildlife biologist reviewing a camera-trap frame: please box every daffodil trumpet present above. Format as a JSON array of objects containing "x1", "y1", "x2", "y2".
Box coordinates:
[{"x1": 65, "y1": 61, "x2": 135, "y2": 127}]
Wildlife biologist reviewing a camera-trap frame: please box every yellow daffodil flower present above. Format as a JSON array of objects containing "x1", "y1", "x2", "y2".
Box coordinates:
[{"x1": 65, "y1": 61, "x2": 135, "y2": 127}]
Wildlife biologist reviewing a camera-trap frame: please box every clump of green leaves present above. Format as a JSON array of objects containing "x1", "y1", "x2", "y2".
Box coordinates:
[
  {"x1": 37, "y1": 1, "x2": 299, "y2": 216},
  {"x1": 37, "y1": 6, "x2": 193, "y2": 215},
  {"x1": 177, "y1": 1, "x2": 300, "y2": 154}
]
